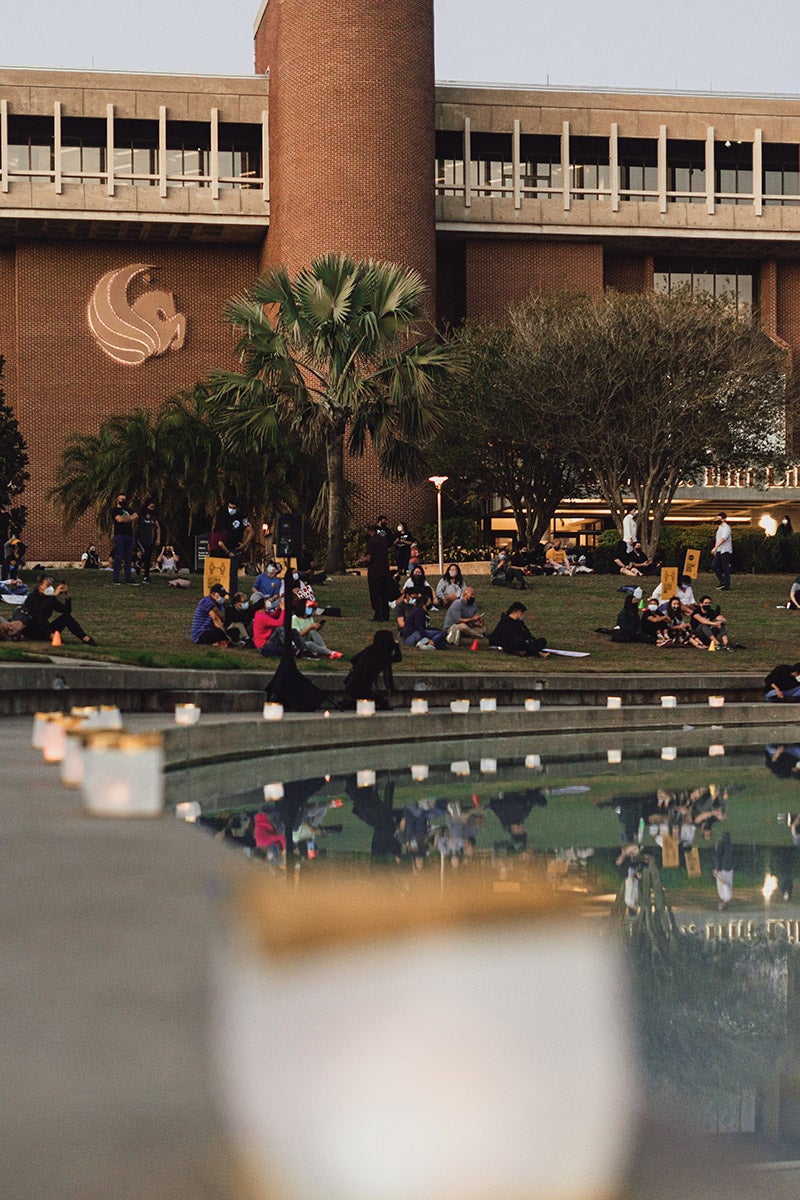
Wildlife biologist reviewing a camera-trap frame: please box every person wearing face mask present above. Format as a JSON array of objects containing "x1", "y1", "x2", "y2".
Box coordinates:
[
  {"x1": 435, "y1": 562, "x2": 465, "y2": 607},
  {"x1": 250, "y1": 561, "x2": 285, "y2": 613},
  {"x1": 209, "y1": 496, "x2": 253, "y2": 587},
  {"x1": 136, "y1": 498, "x2": 160, "y2": 583},
  {"x1": 110, "y1": 491, "x2": 138, "y2": 585},
  {"x1": 20, "y1": 575, "x2": 97, "y2": 646},
  {"x1": 640, "y1": 596, "x2": 670, "y2": 644},
  {"x1": 393, "y1": 522, "x2": 414, "y2": 577},
  {"x1": 291, "y1": 596, "x2": 342, "y2": 658}
]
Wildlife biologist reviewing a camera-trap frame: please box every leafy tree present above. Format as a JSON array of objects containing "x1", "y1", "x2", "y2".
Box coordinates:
[
  {"x1": 551, "y1": 291, "x2": 795, "y2": 556},
  {"x1": 429, "y1": 302, "x2": 591, "y2": 547},
  {"x1": 0, "y1": 355, "x2": 29, "y2": 525},
  {"x1": 50, "y1": 385, "x2": 319, "y2": 559},
  {"x1": 211, "y1": 254, "x2": 463, "y2": 573}
]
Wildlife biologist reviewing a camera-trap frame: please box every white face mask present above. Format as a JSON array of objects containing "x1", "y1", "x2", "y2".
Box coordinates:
[
  {"x1": 228, "y1": 507, "x2": 237, "y2": 516},
  {"x1": 44, "y1": 586, "x2": 55, "y2": 596}
]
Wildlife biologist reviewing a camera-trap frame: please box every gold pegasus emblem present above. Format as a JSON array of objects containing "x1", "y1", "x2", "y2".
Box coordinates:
[{"x1": 87, "y1": 264, "x2": 187, "y2": 365}]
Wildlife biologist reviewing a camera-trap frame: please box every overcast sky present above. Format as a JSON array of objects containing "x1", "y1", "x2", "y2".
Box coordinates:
[{"x1": 2, "y1": 0, "x2": 800, "y2": 97}]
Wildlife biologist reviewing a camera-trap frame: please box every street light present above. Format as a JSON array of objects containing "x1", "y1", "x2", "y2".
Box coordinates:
[{"x1": 428, "y1": 475, "x2": 449, "y2": 577}]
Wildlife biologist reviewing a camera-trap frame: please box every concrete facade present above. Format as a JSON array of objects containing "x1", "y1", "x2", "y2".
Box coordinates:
[{"x1": 6, "y1": 10, "x2": 800, "y2": 553}]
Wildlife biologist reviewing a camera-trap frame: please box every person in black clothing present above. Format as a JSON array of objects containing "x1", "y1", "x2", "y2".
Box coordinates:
[
  {"x1": 611, "y1": 592, "x2": 643, "y2": 642},
  {"x1": 110, "y1": 492, "x2": 138, "y2": 585},
  {"x1": 488, "y1": 787, "x2": 548, "y2": 850},
  {"x1": 342, "y1": 629, "x2": 402, "y2": 710},
  {"x1": 765, "y1": 662, "x2": 800, "y2": 701},
  {"x1": 393, "y1": 522, "x2": 414, "y2": 577},
  {"x1": 359, "y1": 523, "x2": 394, "y2": 621},
  {"x1": 136, "y1": 499, "x2": 160, "y2": 582},
  {"x1": 21, "y1": 575, "x2": 96, "y2": 645},
  {"x1": 488, "y1": 601, "x2": 549, "y2": 657}
]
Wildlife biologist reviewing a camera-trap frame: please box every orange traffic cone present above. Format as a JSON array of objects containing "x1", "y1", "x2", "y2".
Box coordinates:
[
  {"x1": 470, "y1": 639, "x2": 480, "y2": 651},
  {"x1": 50, "y1": 629, "x2": 62, "y2": 647}
]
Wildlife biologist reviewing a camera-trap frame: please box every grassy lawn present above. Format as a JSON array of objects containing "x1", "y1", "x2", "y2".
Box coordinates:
[{"x1": 0, "y1": 565, "x2": 795, "y2": 675}]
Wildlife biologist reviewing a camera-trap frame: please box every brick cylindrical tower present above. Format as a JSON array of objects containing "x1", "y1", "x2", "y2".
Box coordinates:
[
  {"x1": 254, "y1": 0, "x2": 437, "y2": 305},
  {"x1": 254, "y1": 0, "x2": 439, "y2": 534}
]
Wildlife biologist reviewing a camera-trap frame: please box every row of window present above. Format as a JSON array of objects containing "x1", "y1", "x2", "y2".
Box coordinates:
[
  {"x1": 653, "y1": 261, "x2": 754, "y2": 312},
  {"x1": 436, "y1": 133, "x2": 800, "y2": 205},
  {"x1": 1, "y1": 117, "x2": 262, "y2": 188}
]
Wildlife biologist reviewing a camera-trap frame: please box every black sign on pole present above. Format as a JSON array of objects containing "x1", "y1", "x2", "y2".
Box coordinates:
[{"x1": 194, "y1": 534, "x2": 210, "y2": 573}]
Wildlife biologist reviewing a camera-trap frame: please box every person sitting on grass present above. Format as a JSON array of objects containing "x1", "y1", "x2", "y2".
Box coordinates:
[
  {"x1": 291, "y1": 597, "x2": 342, "y2": 659},
  {"x1": 787, "y1": 576, "x2": 800, "y2": 611},
  {"x1": 488, "y1": 601, "x2": 549, "y2": 658},
  {"x1": 20, "y1": 576, "x2": 97, "y2": 647},
  {"x1": 639, "y1": 596, "x2": 670, "y2": 643},
  {"x1": 444, "y1": 586, "x2": 486, "y2": 646},
  {"x1": 690, "y1": 595, "x2": 732, "y2": 650},
  {"x1": 661, "y1": 596, "x2": 705, "y2": 648},
  {"x1": 0, "y1": 612, "x2": 26, "y2": 640},
  {"x1": 545, "y1": 539, "x2": 570, "y2": 575},
  {"x1": 400, "y1": 592, "x2": 447, "y2": 649},
  {"x1": 435, "y1": 563, "x2": 465, "y2": 608},
  {"x1": 191, "y1": 583, "x2": 232, "y2": 648},
  {"x1": 649, "y1": 575, "x2": 696, "y2": 613},
  {"x1": 611, "y1": 591, "x2": 644, "y2": 642},
  {"x1": 342, "y1": 629, "x2": 402, "y2": 710},
  {"x1": 395, "y1": 564, "x2": 436, "y2": 627}
]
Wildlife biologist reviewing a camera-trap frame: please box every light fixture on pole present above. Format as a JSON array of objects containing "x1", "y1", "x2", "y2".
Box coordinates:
[{"x1": 428, "y1": 475, "x2": 449, "y2": 577}]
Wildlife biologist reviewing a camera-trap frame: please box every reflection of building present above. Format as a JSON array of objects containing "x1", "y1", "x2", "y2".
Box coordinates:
[{"x1": 5, "y1": 0, "x2": 800, "y2": 553}]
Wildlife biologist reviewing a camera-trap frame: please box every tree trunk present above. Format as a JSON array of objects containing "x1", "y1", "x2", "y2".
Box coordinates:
[{"x1": 324, "y1": 427, "x2": 347, "y2": 574}]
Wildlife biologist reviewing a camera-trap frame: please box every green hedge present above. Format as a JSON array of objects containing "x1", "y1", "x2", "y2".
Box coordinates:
[{"x1": 594, "y1": 525, "x2": 800, "y2": 575}]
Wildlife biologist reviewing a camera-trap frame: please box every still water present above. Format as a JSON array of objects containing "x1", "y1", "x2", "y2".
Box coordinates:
[{"x1": 188, "y1": 736, "x2": 800, "y2": 1152}]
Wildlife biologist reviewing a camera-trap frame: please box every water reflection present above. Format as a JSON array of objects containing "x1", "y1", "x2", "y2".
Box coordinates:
[{"x1": 194, "y1": 742, "x2": 800, "y2": 1154}]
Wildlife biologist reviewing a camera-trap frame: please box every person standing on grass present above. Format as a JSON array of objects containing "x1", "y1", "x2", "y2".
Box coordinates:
[
  {"x1": 191, "y1": 583, "x2": 232, "y2": 647},
  {"x1": 110, "y1": 491, "x2": 138, "y2": 585},
  {"x1": 136, "y1": 499, "x2": 160, "y2": 583},
  {"x1": 359, "y1": 522, "x2": 393, "y2": 622},
  {"x1": 711, "y1": 511, "x2": 733, "y2": 591}
]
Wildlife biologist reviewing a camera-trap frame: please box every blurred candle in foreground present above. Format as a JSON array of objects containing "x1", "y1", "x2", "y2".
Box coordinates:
[
  {"x1": 214, "y1": 875, "x2": 638, "y2": 1200},
  {"x1": 81, "y1": 731, "x2": 163, "y2": 817}
]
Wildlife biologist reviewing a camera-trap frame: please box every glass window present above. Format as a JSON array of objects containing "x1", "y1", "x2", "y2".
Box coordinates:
[
  {"x1": 6, "y1": 114, "x2": 53, "y2": 183},
  {"x1": 520, "y1": 134, "x2": 562, "y2": 197},
  {"x1": 762, "y1": 143, "x2": 800, "y2": 206},
  {"x1": 166, "y1": 120, "x2": 210, "y2": 186},
  {"x1": 715, "y1": 142, "x2": 753, "y2": 205},
  {"x1": 218, "y1": 122, "x2": 262, "y2": 189},
  {"x1": 618, "y1": 138, "x2": 658, "y2": 201},
  {"x1": 114, "y1": 119, "x2": 158, "y2": 186},
  {"x1": 653, "y1": 257, "x2": 756, "y2": 314},
  {"x1": 570, "y1": 136, "x2": 610, "y2": 200},
  {"x1": 61, "y1": 117, "x2": 106, "y2": 182},
  {"x1": 667, "y1": 139, "x2": 706, "y2": 203}
]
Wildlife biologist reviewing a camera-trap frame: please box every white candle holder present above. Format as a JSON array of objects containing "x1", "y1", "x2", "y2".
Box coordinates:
[
  {"x1": 450, "y1": 760, "x2": 470, "y2": 776},
  {"x1": 60, "y1": 724, "x2": 86, "y2": 787},
  {"x1": 411, "y1": 764, "x2": 429, "y2": 782},
  {"x1": 450, "y1": 699, "x2": 470, "y2": 714},
  {"x1": 32, "y1": 710, "x2": 58, "y2": 749},
  {"x1": 479, "y1": 697, "x2": 497, "y2": 713},
  {"x1": 175, "y1": 702, "x2": 202, "y2": 725},
  {"x1": 708, "y1": 695, "x2": 725, "y2": 708},
  {"x1": 525, "y1": 754, "x2": 542, "y2": 769},
  {"x1": 81, "y1": 731, "x2": 164, "y2": 818},
  {"x1": 42, "y1": 714, "x2": 68, "y2": 764},
  {"x1": 708, "y1": 744, "x2": 726, "y2": 757},
  {"x1": 607, "y1": 749, "x2": 622, "y2": 764},
  {"x1": 660, "y1": 695, "x2": 677, "y2": 708},
  {"x1": 524, "y1": 698, "x2": 541, "y2": 712},
  {"x1": 357, "y1": 770, "x2": 376, "y2": 788},
  {"x1": 606, "y1": 696, "x2": 622, "y2": 709},
  {"x1": 660, "y1": 746, "x2": 677, "y2": 761},
  {"x1": 262, "y1": 702, "x2": 284, "y2": 721},
  {"x1": 356, "y1": 699, "x2": 376, "y2": 717},
  {"x1": 409, "y1": 698, "x2": 428, "y2": 715},
  {"x1": 480, "y1": 758, "x2": 498, "y2": 774},
  {"x1": 176, "y1": 800, "x2": 202, "y2": 821},
  {"x1": 263, "y1": 783, "x2": 285, "y2": 801}
]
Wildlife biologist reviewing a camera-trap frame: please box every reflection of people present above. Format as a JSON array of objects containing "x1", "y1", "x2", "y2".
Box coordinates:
[
  {"x1": 488, "y1": 788, "x2": 548, "y2": 849},
  {"x1": 712, "y1": 832, "x2": 734, "y2": 910}
]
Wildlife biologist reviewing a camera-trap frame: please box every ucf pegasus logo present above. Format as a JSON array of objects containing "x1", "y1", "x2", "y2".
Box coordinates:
[{"x1": 87, "y1": 264, "x2": 187, "y2": 365}]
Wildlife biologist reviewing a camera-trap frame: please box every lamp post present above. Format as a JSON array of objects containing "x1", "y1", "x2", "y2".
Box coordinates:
[{"x1": 428, "y1": 475, "x2": 448, "y2": 577}]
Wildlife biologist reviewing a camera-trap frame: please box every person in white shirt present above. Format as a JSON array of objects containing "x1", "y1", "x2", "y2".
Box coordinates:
[
  {"x1": 649, "y1": 575, "x2": 696, "y2": 614},
  {"x1": 711, "y1": 511, "x2": 733, "y2": 591},
  {"x1": 622, "y1": 506, "x2": 638, "y2": 551}
]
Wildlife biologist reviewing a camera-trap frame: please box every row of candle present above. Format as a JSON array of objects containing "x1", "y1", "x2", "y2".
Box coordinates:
[
  {"x1": 32, "y1": 706, "x2": 164, "y2": 817},
  {"x1": 606, "y1": 694, "x2": 725, "y2": 708},
  {"x1": 606, "y1": 744, "x2": 725, "y2": 762}
]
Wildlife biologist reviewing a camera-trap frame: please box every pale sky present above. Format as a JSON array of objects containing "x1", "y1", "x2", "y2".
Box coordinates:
[{"x1": 1, "y1": 0, "x2": 799, "y2": 97}]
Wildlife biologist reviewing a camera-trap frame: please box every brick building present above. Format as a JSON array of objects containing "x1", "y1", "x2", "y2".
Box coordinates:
[{"x1": 3, "y1": 0, "x2": 800, "y2": 556}]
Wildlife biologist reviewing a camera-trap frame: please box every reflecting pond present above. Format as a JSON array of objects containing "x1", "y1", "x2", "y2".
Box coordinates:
[{"x1": 189, "y1": 736, "x2": 800, "y2": 1156}]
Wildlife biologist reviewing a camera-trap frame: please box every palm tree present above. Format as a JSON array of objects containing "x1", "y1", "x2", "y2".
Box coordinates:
[{"x1": 211, "y1": 254, "x2": 462, "y2": 573}]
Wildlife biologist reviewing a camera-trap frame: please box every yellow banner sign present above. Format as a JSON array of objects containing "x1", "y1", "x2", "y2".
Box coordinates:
[
  {"x1": 682, "y1": 548, "x2": 701, "y2": 579},
  {"x1": 660, "y1": 566, "x2": 679, "y2": 600}
]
